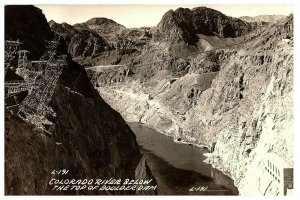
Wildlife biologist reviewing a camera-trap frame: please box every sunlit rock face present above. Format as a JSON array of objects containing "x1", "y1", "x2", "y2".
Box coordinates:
[{"x1": 239, "y1": 15, "x2": 286, "y2": 23}]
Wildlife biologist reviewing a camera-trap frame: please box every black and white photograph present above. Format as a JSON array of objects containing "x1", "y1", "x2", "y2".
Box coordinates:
[{"x1": 2, "y1": 0, "x2": 296, "y2": 197}]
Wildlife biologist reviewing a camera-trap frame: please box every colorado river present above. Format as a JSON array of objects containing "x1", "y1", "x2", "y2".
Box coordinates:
[{"x1": 128, "y1": 122, "x2": 239, "y2": 195}]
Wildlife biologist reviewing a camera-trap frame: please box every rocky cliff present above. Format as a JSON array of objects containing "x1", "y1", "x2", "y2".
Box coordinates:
[
  {"x1": 5, "y1": 5, "x2": 53, "y2": 60},
  {"x1": 204, "y1": 15, "x2": 293, "y2": 195},
  {"x1": 5, "y1": 5, "x2": 156, "y2": 195},
  {"x1": 81, "y1": 9, "x2": 293, "y2": 195},
  {"x1": 154, "y1": 7, "x2": 258, "y2": 44},
  {"x1": 49, "y1": 20, "x2": 110, "y2": 58}
]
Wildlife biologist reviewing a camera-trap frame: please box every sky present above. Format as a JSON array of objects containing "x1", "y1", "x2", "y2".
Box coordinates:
[{"x1": 36, "y1": 4, "x2": 293, "y2": 28}]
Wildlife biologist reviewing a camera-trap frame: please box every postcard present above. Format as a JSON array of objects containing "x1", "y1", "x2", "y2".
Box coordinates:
[{"x1": 4, "y1": 4, "x2": 293, "y2": 196}]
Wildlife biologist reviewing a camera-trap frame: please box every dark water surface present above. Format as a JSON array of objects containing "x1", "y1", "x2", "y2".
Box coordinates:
[{"x1": 128, "y1": 122, "x2": 239, "y2": 195}]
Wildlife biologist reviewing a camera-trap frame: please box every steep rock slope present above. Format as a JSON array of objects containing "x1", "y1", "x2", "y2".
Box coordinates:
[
  {"x1": 87, "y1": 13, "x2": 293, "y2": 195},
  {"x1": 5, "y1": 5, "x2": 155, "y2": 195},
  {"x1": 202, "y1": 15, "x2": 293, "y2": 195}
]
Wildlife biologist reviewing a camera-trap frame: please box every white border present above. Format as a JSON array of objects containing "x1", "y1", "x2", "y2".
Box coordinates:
[{"x1": 0, "y1": 0, "x2": 298, "y2": 200}]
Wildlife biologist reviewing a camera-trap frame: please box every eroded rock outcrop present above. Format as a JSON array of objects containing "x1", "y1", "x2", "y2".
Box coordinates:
[
  {"x1": 135, "y1": 156, "x2": 157, "y2": 195},
  {"x1": 50, "y1": 20, "x2": 110, "y2": 58}
]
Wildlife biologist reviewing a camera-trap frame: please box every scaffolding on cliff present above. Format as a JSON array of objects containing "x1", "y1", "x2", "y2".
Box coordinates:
[{"x1": 5, "y1": 39, "x2": 67, "y2": 121}]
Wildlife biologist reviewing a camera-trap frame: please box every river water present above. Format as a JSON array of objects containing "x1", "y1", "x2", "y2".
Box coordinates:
[{"x1": 128, "y1": 122, "x2": 239, "y2": 195}]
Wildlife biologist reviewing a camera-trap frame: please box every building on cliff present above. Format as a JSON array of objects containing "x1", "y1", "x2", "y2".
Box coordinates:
[{"x1": 264, "y1": 153, "x2": 293, "y2": 195}]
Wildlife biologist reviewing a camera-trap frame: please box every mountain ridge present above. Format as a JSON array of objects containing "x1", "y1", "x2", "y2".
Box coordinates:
[{"x1": 50, "y1": 6, "x2": 264, "y2": 67}]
